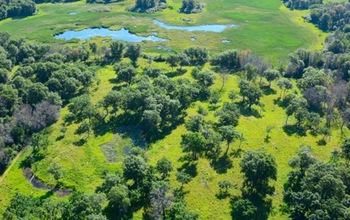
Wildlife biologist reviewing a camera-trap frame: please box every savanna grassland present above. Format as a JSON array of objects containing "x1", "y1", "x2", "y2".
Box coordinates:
[{"x1": 0, "y1": 0, "x2": 349, "y2": 219}]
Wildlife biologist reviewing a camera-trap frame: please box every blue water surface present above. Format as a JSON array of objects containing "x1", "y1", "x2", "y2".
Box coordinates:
[
  {"x1": 153, "y1": 20, "x2": 236, "y2": 32},
  {"x1": 54, "y1": 27, "x2": 168, "y2": 42}
]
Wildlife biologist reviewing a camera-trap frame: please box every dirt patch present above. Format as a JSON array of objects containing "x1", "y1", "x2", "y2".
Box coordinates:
[
  {"x1": 23, "y1": 168, "x2": 52, "y2": 190},
  {"x1": 23, "y1": 168, "x2": 71, "y2": 197}
]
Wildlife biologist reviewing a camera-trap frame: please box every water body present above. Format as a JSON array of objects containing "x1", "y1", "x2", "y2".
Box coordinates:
[
  {"x1": 69, "y1": 12, "x2": 77, "y2": 15},
  {"x1": 156, "y1": 45, "x2": 171, "y2": 51},
  {"x1": 190, "y1": 37, "x2": 196, "y2": 41},
  {"x1": 54, "y1": 27, "x2": 168, "y2": 42},
  {"x1": 221, "y1": 39, "x2": 231, "y2": 43},
  {"x1": 154, "y1": 20, "x2": 236, "y2": 32}
]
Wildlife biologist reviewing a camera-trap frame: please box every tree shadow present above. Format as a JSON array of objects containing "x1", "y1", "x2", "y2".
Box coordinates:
[
  {"x1": 177, "y1": 162, "x2": 198, "y2": 178},
  {"x1": 237, "y1": 102, "x2": 262, "y2": 118},
  {"x1": 230, "y1": 148, "x2": 244, "y2": 158},
  {"x1": 260, "y1": 86, "x2": 277, "y2": 96},
  {"x1": 104, "y1": 202, "x2": 134, "y2": 220},
  {"x1": 282, "y1": 124, "x2": 306, "y2": 136},
  {"x1": 19, "y1": 153, "x2": 45, "y2": 169},
  {"x1": 264, "y1": 135, "x2": 271, "y2": 143},
  {"x1": 166, "y1": 69, "x2": 187, "y2": 77},
  {"x1": 145, "y1": 116, "x2": 185, "y2": 143},
  {"x1": 210, "y1": 154, "x2": 233, "y2": 174},
  {"x1": 73, "y1": 138, "x2": 87, "y2": 146},
  {"x1": 208, "y1": 104, "x2": 220, "y2": 111},
  {"x1": 273, "y1": 98, "x2": 288, "y2": 108},
  {"x1": 173, "y1": 187, "x2": 190, "y2": 199},
  {"x1": 317, "y1": 139, "x2": 327, "y2": 146},
  {"x1": 38, "y1": 190, "x2": 55, "y2": 201},
  {"x1": 216, "y1": 191, "x2": 231, "y2": 200},
  {"x1": 231, "y1": 194, "x2": 273, "y2": 220},
  {"x1": 63, "y1": 113, "x2": 75, "y2": 125}
]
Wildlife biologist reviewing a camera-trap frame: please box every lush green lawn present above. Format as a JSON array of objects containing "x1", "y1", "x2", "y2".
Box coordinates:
[{"x1": 0, "y1": 0, "x2": 325, "y2": 61}]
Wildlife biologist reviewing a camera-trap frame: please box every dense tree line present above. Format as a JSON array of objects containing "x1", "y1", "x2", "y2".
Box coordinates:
[
  {"x1": 127, "y1": 0, "x2": 167, "y2": 13},
  {"x1": 283, "y1": 0, "x2": 322, "y2": 10},
  {"x1": 0, "y1": 32, "x2": 95, "y2": 173},
  {"x1": 310, "y1": 2, "x2": 350, "y2": 31},
  {"x1": 284, "y1": 145, "x2": 350, "y2": 219},
  {"x1": 0, "y1": 0, "x2": 36, "y2": 20},
  {"x1": 179, "y1": 0, "x2": 204, "y2": 14}
]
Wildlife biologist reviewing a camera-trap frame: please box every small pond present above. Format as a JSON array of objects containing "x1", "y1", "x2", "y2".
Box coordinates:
[
  {"x1": 156, "y1": 45, "x2": 171, "y2": 51},
  {"x1": 190, "y1": 37, "x2": 196, "y2": 41},
  {"x1": 69, "y1": 12, "x2": 77, "y2": 15},
  {"x1": 221, "y1": 39, "x2": 231, "y2": 43},
  {"x1": 54, "y1": 27, "x2": 168, "y2": 42},
  {"x1": 154, "y1": 20, "x2": 236, "y2": 32}
]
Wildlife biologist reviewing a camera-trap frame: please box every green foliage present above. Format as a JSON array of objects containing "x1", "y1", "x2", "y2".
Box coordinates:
[
  {"x1": 231, "y1": 198, "x2": 257, "y2": 220},
  {"x1": 283, "y1": 0, "x2": 322, "y2": 10},
  {"x1": 156, "y1": 157, "x2": 173, "y2": 179},
  {"x1": 310, "y1": 3, "x2": 350, "y2": 31},
  {"x1": 179, "y1": 0, "x2": 204, "y2": 14},
  {"x1": 183, "y1": 47, "x2": 209, "y2": 66},
  {"x1": 110, "y1": 41, "x2": 124, "y2": 61},
  {"x1": 284, "y1": 147, "x2": 350, "y2": 220},
  {"x1": 240, "y1": 150, "x2": 277, "y2": 196},
  {"x1": 215, "y1": 102, "x2": 241, "y2": 126},
  {"x1": 124, "y1": 44, "x2": 141, "y2": 66},
  {"x1": 123, "y1": 155, "x2": 149, "y2": 186},
  {"x1": 176, "y1": 171, "x2": 192, "y2": 186},
  {"x1": 129, "y1": 0, "x2": 167, "y2": 13},
  {"x1": 0, "y1": 0, "x2": 36, "y2": 20},
  {"x1": 239, "y1": 80, "x2": 263, "y2": 109},
  {"x1": 210, "y1": 50, "x2": 240, "y2": 71}
]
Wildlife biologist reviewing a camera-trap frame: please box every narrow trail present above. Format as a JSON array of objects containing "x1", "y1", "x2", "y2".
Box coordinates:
[{"x1": 0, "y1": 148, "x2": 26, "y2": 184}]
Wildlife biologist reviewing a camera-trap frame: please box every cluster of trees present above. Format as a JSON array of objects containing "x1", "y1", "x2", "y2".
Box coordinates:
[
  {"x1": 181, "y1": 104, "x2": 242, "y2": 160},
  {"x1": 99, "y1": 65, "x2": 201, "y2": 139},
  {"x1": 0, "y1": 32, "x2": 96, "y2": 173},
  {"x1": 0, "y1": 0, "x2": 81, "y2": 21},
  {"x1": 284, "y1": 145, "x2": 350, "y2": 219},
  {"x1": 4, "y1": 154, "x2": 198, "y2": 219},
  {"x1": 0, "y1": 0, "x2": 36, "y2": 20},
  {"x1": 232, "y1": 150, "x2": 277, "y2": 219},
  {"x1": 179, "y1": 0, "x2": 204, "y2": 14},
  {"x1": 283, "y1": 0, "x2": 322, "y2": 10},
  {"x1": 282, "y1": 0, "x2": 350, "y2": 135},
  {"x1": 88, "y1": 41, "x2": 142, "y2": 65},
  {"x1": 281, "y1": 27, "x2": 350, "y2": 135},
  {"x1": 127, "y1": 0, "x2": 167, "y2": 13},
  {"x1": 310, "y1": 2, "x2": 350, "y2": 31}
]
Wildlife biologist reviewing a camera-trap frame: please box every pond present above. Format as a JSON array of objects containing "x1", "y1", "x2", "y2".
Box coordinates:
[
  {"x1": 153, "y1": 20, "x2": 236, "y2": 32},
  {"x1": 54, "y1": 27, "x2": 168, "y2": 42},
  {"x1": 221, "y1": 39, "x2": 231, "y2": 43}
]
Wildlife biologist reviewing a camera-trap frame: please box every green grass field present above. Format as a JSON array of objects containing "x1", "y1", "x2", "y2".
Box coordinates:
[
  {"x1": 0, "y1": 0, "x2": 325, "y2": 61},
  {"x1": 0, "y1": 0, "x2": 342, "y2": 219}
]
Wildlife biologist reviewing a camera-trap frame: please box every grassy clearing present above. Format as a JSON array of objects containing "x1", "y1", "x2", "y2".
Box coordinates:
[{"x1": 0, "y1": 0, "x2": 326, "y2": 61}]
